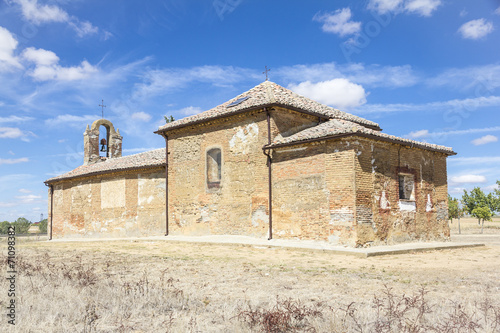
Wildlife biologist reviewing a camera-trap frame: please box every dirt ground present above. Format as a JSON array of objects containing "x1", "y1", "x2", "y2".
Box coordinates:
[{"x1": 2, "y1": 217, "x2": 500, "y2": 332}]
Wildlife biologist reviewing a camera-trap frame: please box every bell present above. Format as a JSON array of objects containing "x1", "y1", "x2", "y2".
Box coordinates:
[{"x1": 100, "y1": 138, "x2": 107, "y2": 152}]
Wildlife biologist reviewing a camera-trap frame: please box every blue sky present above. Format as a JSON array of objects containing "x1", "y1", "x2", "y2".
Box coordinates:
[{"x1": 0, "y1": 0, "x2": 499, "y2": 222}]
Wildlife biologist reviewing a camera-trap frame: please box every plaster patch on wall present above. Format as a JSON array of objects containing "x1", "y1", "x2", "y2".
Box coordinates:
[
  {"x1": 71, "y1": 183, "x2": 91, "y2": 209},
  {"x1": 251, "y1": 206, "x2": 268, "y2": 227},
  {"x1": 229, "y1": 123, "x2": 259, "y2": 155},
  {"x1": 399, "y1": 200, "x2": 416, "y2": 212},
  {"x1": 426, "y1": 194, "x2": 433, "y2": 212},
  {"x1": 330, "y1": 207, "x2": 354, "y2": 226},
  {"x1": 328, "y1": 234, "x2": 340, "y2": 244},
  {"x1": 101, "y1": 178, "x2": 125, "y2": 209},
  {"x1": 138, "y1": 173, "x2": 165, "y2": 207},
  {"x1": 198, "y1": 205, "x2": 216, "y2": 223},
  {"x1": 380, "y1": 191, "x2": 390, "y2": 210}
]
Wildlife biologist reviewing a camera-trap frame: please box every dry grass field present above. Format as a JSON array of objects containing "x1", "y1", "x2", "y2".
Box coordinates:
[{"x1": 1, "y1": 217, "x2": 500, "y2": 332}]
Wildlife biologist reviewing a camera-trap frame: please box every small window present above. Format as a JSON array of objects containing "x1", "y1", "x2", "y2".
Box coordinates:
[
  {"x1": 207, "y1": 148, "x2": 221, "y2": 189},
  {"x1": 399, "y1": 174, "x2": 415, "y2": 201}
]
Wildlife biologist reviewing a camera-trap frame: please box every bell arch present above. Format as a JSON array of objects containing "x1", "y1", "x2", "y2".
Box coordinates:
[{"x1": 83, "y1": 119, "x2": 123, "y2": 165}]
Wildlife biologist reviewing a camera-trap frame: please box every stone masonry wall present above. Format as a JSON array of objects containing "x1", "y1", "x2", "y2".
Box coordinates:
[{"x1": 49, "y1": 168, "x2": 165, "y2": 238}]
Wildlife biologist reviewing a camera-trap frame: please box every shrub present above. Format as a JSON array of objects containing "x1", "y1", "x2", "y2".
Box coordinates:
[{"x1": 238, "y1": 297, "x2": 323, "y2": 332}]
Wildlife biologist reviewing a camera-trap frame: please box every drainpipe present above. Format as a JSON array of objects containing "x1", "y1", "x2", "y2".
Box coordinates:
[
  {"x1": 263, "y1": 108, "x2": 273, "y2": 240},
  {"x1": 44, "y1": 183, "x2": 54, "y2": 240},
  {"x1": 162, "y1": 134, "x2": 169, "y2": 236}
]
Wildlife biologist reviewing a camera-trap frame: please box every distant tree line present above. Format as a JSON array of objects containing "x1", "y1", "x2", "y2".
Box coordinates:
[
  {"x1": 449, "y1": 180, "x2": 500, "y2": 233},
  {"x1": 0, "y1": 217, "x2": 47, "y2": 234}
]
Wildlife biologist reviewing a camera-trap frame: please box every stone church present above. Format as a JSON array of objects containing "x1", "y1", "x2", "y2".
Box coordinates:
[{"x1": 45, "y1": 81, "x2": 455, "y2": 246}]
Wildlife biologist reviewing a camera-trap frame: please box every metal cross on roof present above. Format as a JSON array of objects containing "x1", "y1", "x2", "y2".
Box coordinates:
[
  {"x1": 263, "y1": 66, "x2": 271, "y2": 81},
  {"x1": 99, "y1": 99, "x2": 106, "y2": 119}
]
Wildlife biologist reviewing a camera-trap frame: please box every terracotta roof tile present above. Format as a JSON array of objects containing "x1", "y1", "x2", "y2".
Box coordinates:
[
  {"x1": 269, "y1": 119, "x2": 456, "y2": 155},
  {"x1": 45, "y1": 148, "x2": 165, "y2": 183},
  {"x1": 157, "y1": 81, "x2": 381, "y2": 132}
]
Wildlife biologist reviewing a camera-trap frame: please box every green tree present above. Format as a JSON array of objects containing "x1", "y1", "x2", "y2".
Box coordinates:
[
  {"x1": 0, "y1": 221, "x2": 11, "y2": 234},
  {"x1": 38, "y1": 218, "x2": 48, "y2": 233},
  {"x1": 462, "y1": 187, "x2": 494, "y2": 224},
  {"x1": 471, "y1": 205, "x2": 492, "y2": 234},
  {"x1": 492, "y1": 180, "x2": 500, "y2": 214},
  {"x1": 448, "y1": 195, "x2": 460, "y2": 222},
  {"x1": 472, "y1": 206, "x2": 492, "y2": 221},
  {"x1": 12, "y1": 217, "x2": 31, "y2": 234}
]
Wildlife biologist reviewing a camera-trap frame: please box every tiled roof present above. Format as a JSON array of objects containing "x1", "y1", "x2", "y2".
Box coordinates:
[
  {"x1": 45, "y1": 148, "x2": 166, "y2": 183},
  {"x1": 157, "y1": 81, "x2": 381, "y2": 132},
  {"x1": 268, "y1": 119, "x2": 456, "y2": 155}
]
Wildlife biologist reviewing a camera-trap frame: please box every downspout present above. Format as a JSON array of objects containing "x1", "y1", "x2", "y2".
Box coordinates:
[
  {"x1": 162, "y1": 134, "x2": 169, "y2": 236},
  {"x1": 263, "y1": 108, "x2": 273, "y2": 240},
  {"x1": 44, "y1": 183, "x2": 54, "y2": 240}
]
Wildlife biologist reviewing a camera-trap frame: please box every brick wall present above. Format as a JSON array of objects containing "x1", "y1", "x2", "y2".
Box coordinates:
[
  {"x1": 50, "y1": 107, "x2": 450, "y2": 246},
  {"x1": 352, "y1": 137, "x2": 450, "y2": 245}
]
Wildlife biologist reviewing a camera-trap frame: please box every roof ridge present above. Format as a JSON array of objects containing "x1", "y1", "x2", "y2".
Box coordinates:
[
  {"x1": 157, "y1": 80, "x2": 381, "y2": 133},
  {"x1": 269, "y1": 119, "x2": 455, "y2": 155},
  {"x1": 45, "y1": 148, "x2": 166, "y2": 183}
]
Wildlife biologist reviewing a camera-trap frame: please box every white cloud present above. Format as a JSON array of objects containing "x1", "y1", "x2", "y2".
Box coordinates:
[
  {"x1": 69, "y1": 20, "x2": 99, "y2": 38},
  {"x1": 45, "y1": 114, "x2": 99, "y2": 127},
  {"x1": 458, "y1": 19, "x2": 494, "y2": 39},
  {"x1": 407, "y1": 129, "x2": 429, "y2": 139},
  {"x1": 367, "y1": 0, "x2": 440, "y2": 16},
  {"x1": 15, "y1": 194, "x2": 42, "y2": 204},
  {"x1": 0, "y1": 26, "x2": 22, "y2": 72},
  {"x1": 14, "y1": 0, "x2": 68, "y2": 24},
  {"x1": 179, "y1": 106, "x2": 203, "y2": 116},
  {"x1": 134, "y1": 65, "x2": 256, "y2": 99},
  {"x1": 367, "y1": 0, "x2": 402, "y2": 14},
  {"x1": 130, "y1": 112, "x2": 152, "y2": 122},
  {"x1": 0, "y1": 115, "x2": 34, "y2": 123},
  {"x1": 313, "y1": 8, "x2": 361, "y2": 37},
  {"x1": 0, "y1": 127, "x2": 35, "y2": 141},
  {"x1": 495, "y1": 7, "x2": 500, "y2": 16},
  {"x1": 288, "y1": 79, "x2": 367, "y2": 109},
  {"x1": 13, "y1": 0, "x2": 98, "y2": 37},
  {"x1": 22, "y1": 47, "x2": 98, "y2": 81},
  {"x1": 22, "y1": 47, "x2": 59, "y2": 66},
  {"x1": 427, "y1": 64, "x2": 500, "y2": 91},
  {"x1": 448, "y1": 156, "x2": 500, "y2": 165},
  {"x1": 449, "y1": 174, "x2": 487, "y2": 184},
  {"x1": 276, "y1": 63, "x2": 418, "y2": 88},
  {"x1": 358, "y1": 95, "x2": 500, "y2": 113},
  {"x1": 448, "y1": 187, "x2": 466, "y2": 195},
  {"x1": 0, "y1": 157, "x2": 29, "y2": 165},
  {"x1": 405, "y1": 126, "x2": 500, "y2": 139},
  {"x1": 18, "y1": 188, "x2": 32, "y2": 193},
  {"x1": 459, "y1": 9, "x2": 468, "y2": 17},
  {"x1": 471, "y1": 135, "x2": 498, "y2": 146},
  {"x1": 484, "y1": 183, "x2": 499, "y2": 192},
  {"x1": 404, "y1": 0, "x2": 441, "y2": 16}
]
